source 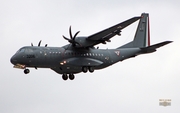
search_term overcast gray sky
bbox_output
[0,0,180,113]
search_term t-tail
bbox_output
[118,13,172,53]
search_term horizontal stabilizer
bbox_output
[141,41,172,53]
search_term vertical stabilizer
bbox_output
[118,13,151,48]
[133,13,150,47]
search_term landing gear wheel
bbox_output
[62,74,68,80]
[69,73,75,80]
[82,66,88,73]
[24,69,30,74]
[88,67,94,73]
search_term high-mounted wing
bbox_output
[62,16,142,48]
[87,16,141,42]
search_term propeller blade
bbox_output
[63,35,71,41]
[69,26,73,39]
[63,26,80,47]
[38,40,42,46]
[31,43,33,46]
[73,31,80,40]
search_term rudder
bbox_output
[119,13,150,48]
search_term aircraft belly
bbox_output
[51,66,82,74]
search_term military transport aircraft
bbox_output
[10,13,172,80]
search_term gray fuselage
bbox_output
[10,46,141,74]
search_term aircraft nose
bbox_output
[10,55,17,65]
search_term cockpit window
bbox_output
[25,48,33,53]
[16,47,33,53]
[16,48,25,53]
[20,48,25,52]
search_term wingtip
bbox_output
[165,41,173,44]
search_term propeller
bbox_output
[38,40,41,46]
[31,40,47,47]
[63,26,81,47]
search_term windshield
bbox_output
[25,48,33,53]
[16,47,34,53]
[16,48,25,53]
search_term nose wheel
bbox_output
[24,69,30,74]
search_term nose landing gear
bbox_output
[24,69,30,74]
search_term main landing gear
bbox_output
[24,69,30,74]
[82,66,94,73]
[62,73,75,80]
[62,67,94,81]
